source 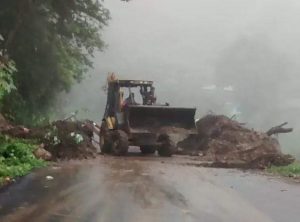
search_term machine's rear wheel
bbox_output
[140,145,156,154]
[157,134,175,157]
[111,130,129,156]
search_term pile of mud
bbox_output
[180,115,294,169]
[31,120,97,160]
[0,114,30,138]
[0,116,97,160]
[1,112,295,167]
[0,114,11,131]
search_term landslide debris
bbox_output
[31,120,97,160]
[0,117,97,160]
[180,115,294,169]
[0,113,295,168]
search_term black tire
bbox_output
[100,133,112,154]
[140,145,156,154]
[99,121,112,154]
[111,130,129,156]
[157,134,175,157]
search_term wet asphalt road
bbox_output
[0,155,299,222]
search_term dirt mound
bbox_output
[0,113,10,131]
[32,120,97,160]
[0,113,98,160]
[185,115,294,169]
[1,112,294,167]
[0,114,31,138]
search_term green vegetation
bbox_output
[0,136,46,184]
[0,0,111,125]
[0,59,16,101]
[268,162,300,178]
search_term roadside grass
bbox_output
[0,135,46,185]
[268,162,300,178]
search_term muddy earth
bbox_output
[1,115,294,169]
[0,153,299,222]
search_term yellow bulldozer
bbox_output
[99,78,196,156]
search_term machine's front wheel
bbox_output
[111,130,129,156]
[157,134,175,157]
[99,133,111,154]
[99,121,112,154]
[140,145,156,154]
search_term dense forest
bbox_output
[0,0,112,125]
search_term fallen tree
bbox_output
[266,122,293,136]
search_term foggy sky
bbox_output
[60,0,300,156]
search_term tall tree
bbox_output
[0,0,110,124]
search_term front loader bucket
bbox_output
[126,105,196,133]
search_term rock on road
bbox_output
[0,155,299,222]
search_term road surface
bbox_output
[0,155,299,222]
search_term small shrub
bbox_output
[268,162,300,177]
[0,136,46,183]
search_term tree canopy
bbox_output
[0,0,110,125]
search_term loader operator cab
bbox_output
[117,80,156,108]
[120,83,156,107]
[103,80,156,129]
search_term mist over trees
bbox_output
[0,0,110,125]
[214,37,288,128]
